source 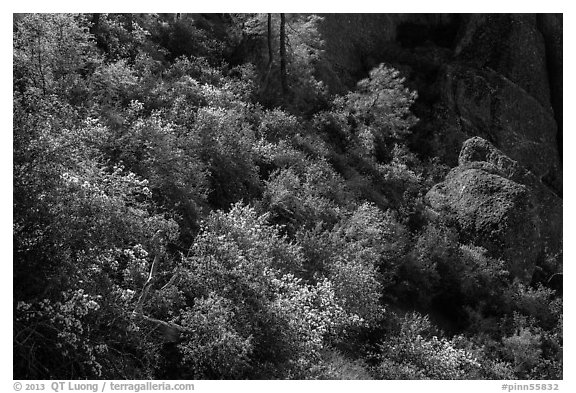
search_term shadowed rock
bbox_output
[439,64,561,195]
[426,137,562,282]
[317,13,562,196]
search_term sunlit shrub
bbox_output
[374,313,482,379]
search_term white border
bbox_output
[3,3,573,392]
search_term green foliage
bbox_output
[294,203,402,326]
[178,294,253,379]
[496,286,563,379]
[15,290,104,377]
[13,13,561,380]
[397,224,455,307]
[91,60,139,107]
[335,64,418,161]
[90,14,155,62]
[171,203,364,378]
[153,16,227,62]
[14,14,100,102]
[114,104,208,236]
[193,107,261,207]
[502,323,543,376]
[282,14,330,114]
[257,109,302,141]
[374,313,484,379]
[308,349,373,379]
[261,158,351,232]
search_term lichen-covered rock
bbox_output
[426,166,539,282]
[458,137,562,260]
[426,137,562,282]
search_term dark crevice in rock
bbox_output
[541,171,563,199]
[318,14,562,195]
[396,15,462,49]
[536,14,563,163]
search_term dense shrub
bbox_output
[171,203,364,378]
[13,13,561,380]
[374,313,484,379]
[14,13,100,102]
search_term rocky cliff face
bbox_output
[318,13,562,193]
[439,64,561,194]
[317,14,562,281]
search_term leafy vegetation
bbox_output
[13,13,562,379]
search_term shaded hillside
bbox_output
[13,13,562,380]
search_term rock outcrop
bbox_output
[318,13,563,196]
[314,14,562,281]
[426,137,562,282]
[439,64,561,194]
[454,14,551,109]
[448,14,562,194]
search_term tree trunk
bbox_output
[261,13,274,93]
[90,13,101,34]
[267,13,273,68]
[279,13,289,95]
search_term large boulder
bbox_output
[426,137,562,282]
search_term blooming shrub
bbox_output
[375,313,482,379]
[15,290,104,377]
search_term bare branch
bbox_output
[160,268,182,291]
[137,314,193,343]
[132,230,165,316]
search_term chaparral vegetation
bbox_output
[14,13,562,379]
